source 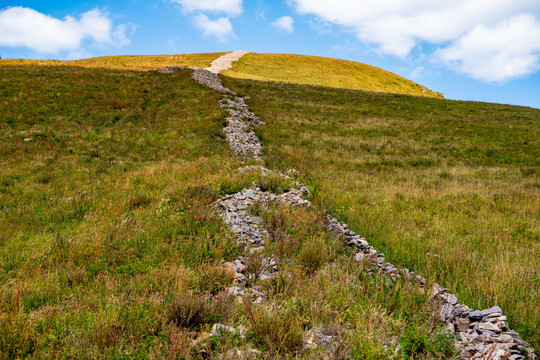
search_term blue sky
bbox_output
[1,0,540,109]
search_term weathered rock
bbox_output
[219,97,264,161]
[477,322,501,333]
[212,323,238,336]
[158,66,183,73]
[469,306,503,321]
[499,334,515,343]
[191,68,233,93]
[353,252,365,262]
[456,317,471,332]
[502,331,531,347]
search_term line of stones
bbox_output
[218,97,264,162]
[329,216,536,360]
[217,167,536,359]
[176,65,536,360]
[217,167,310,302]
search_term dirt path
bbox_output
[204,50,249,74]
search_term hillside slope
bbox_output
[1,52,537,357]
[222,53,441,97]
[223,75,540,351]
[0,64,458,359]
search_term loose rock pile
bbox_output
[191,68,233,93]
[158,66,184,73]
[219,97,265,162]
[432,285,536,360]
[327,203,536,359]
[216,183,310,301]
[160,52,537,359]
[327,215,427,286]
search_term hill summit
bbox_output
[1,52,440,97]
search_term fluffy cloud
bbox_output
[0,7,134,54]
[272,16,294,33]
[194,14,234,42]
[290,0,540,81]
[171,0,242,16]
[436,15,540,82]
[171,0,242,42]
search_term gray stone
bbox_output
[477,322,501,333]
[212,323,237,336]
[455,316,471,332]
[499,334,515,343]
[192,68,233,93]
[469,306,503,321]
[444,293,458,305]
[475,327,497,336]
[158,66,183,73]
[353,252,365,262]
[502,331,531,347]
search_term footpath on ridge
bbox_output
[161,51,537,360]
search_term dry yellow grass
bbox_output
[223,52,441,98]
[0,52,226,71]
[1,52,439,99]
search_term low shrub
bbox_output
[168,291,235,331]
[298,236,333,275]
[244,298,304,355]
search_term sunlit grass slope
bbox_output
[0,64,242,358]
[0,65,456,358]
[224,76,540,351]
[223,53,441,98]
[1,51,440,99]
[0,52,225,71]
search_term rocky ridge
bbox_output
[160,52,537,359]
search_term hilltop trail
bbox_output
[205,50,250,74]
[162,52,537,360]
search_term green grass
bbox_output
[0,64,457,358]
[223,53,441,98]
[223,76,540,351]
[0,64,247,358]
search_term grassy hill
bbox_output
[2,52,439,98]
[222,53,441,98]
[0,52,538,357]
[223,76,540,351]
[0,64,242,358]
[0,63,457,359]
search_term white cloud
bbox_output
[113,23,137,48]
[170,0,241,41]
[290,0,540,81]
[193,14,234,42]
[436,15,540,82]
[0,7,134,54]
[272,16,294,33]
[171,0,242,16]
